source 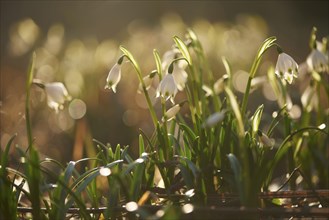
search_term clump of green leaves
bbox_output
[1,27,328,219]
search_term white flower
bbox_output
[214,77,225,95]
[257,130,275,148]
[156,74,178,103]
[44,82,71,113]
[301,83,318,112]
[162,48,187,71]
[163,104,180,122]
[172,64,188,91]
[105,63,121,93]
[203,110,226,128]
[138,74,153,93]
[275,52,299,84]
[202,85,213,97]
[306,49,328,73]
[138,71,157,93]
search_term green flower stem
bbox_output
[284,113,296,191]
[119,47,158,127]
[241,37,277,116]
[160,97,170,160]
[25,52,36,149]
[187,30,221,112]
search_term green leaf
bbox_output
[139,134,145,156]
[153,49,162,77]
[255,36,277,63]
[224,87,245,137]
[173,36,192,65]
[130,162,145,201]
[122,145,133,163]
[25,52,36,149]
[227,153,243,196]
[65,160,123,212]
[251,104,264,137]
[63,161,76,184]
[0,134,16,168]
[114,144,121,161]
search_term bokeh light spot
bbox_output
[125,201,138,212]
[99,167,111,176]
[69,99,87,119]
[182,203,194,214]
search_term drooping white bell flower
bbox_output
[275,52,299,84]
[162,104,181,122]
[44,82,71,113]
[257,130,275,149]
[306,49,328,73]
[202,110,226,128]
[301,83,318,112]
[138,71,156,93]
[214,77,225,95]
[172,64,188,91]
[105,63,121,93]
[162,48,187,71]
[156,73,178,103]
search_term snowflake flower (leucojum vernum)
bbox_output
[105,63,121,93]
[306,49,328,73]
[162,101,186,122]
[156,73,178,104]
[105,56,125,93]
[202,110,226,128]
[138,70,156,93]
[33,80,71,113]
[275,52,299,84]
[45,82,71,113]
[163,104,180,122]
[162,48,187,71]
[257,130,275,149]
[172,64,188,91]
[301,81,318,112]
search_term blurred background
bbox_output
[1,1,328,164]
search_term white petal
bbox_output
[163,104,180,121]
[105,63,121,92]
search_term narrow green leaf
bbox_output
[139,134,145,156]
[227,153,243,196]
[224,87,245,137]
[25,52,36,149]
[65,160,123,211]
[251,104,264,137]
[173,36,192,65]
[114,144,121,161]
[221,56,232,78]
[1,134,16,168]
[153,49,162,77]
[255,36,277,62]
[122,145,133,163]
[177,164,194,189]
[63,161,76,184]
